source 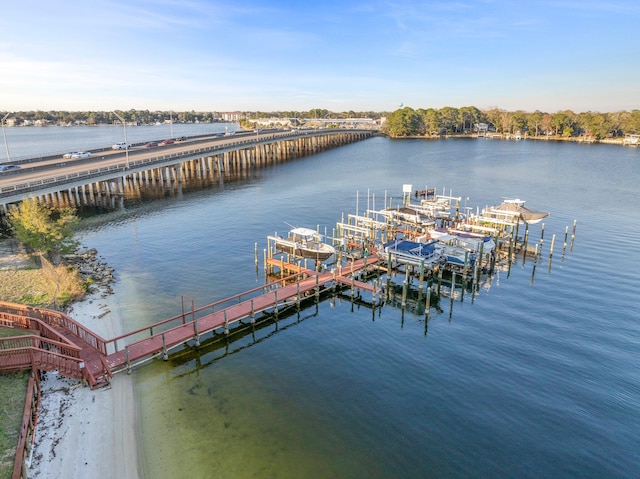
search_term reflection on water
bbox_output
[75,137,640,479]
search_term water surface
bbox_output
[67,136,640,478]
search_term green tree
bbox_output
[623,110,640,133]
[551,111,574,136]
[511,110,527,134]
[483,108,504,133]
[8,198,79,263]
[576,111,612,140]
[383,107,424,136]
[418,108,441,135]
[438,106,459,133]
[526,110,545,136]
[458,106,483,133]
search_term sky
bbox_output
[1,0,639,113]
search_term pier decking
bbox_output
[1,180,576,389]
[0,256,380,387]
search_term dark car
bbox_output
[143,142,159,148]
[0,164,21,172]
[159,139,175,146]
[176,136,187,142]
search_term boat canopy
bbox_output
[491,201,549,224]
[290,227,321,238]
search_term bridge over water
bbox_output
[0,128,377,213]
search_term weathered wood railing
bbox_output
[11,370,40,479]
[106,270,312,353]
[0,302,108,387]
[0,301,108,355]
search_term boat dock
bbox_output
[1,183,576,390]
[0,256,381,388]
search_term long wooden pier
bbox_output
[0,256,381,387]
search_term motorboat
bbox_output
[428,228,495,254]
[486,199,549,224]
[383,239,440,266]
[269,227,335,262]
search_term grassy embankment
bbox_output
[0,242,87,479]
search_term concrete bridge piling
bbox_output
[0,130,375,215]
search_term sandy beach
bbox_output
[27,291,141,479]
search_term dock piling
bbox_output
[162,333,168,360]
[125,347,131,374]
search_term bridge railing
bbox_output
[0,130,375,198]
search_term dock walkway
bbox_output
[1,256,380,385]
[105,256,379,373]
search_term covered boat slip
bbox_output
[483,199,550,225]
[383,239,441,267]
[263,185,557,305]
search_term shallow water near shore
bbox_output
[74,136,640,478]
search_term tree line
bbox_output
[4,110,219,125]
[2,109,388,126]
[382,106,640,139]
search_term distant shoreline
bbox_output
[388,132,630,145]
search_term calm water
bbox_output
[0,123,238,161]
[28,132,640,477]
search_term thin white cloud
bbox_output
[0,0,638,112]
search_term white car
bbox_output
[71,151,92,159]
[63,151,80,158]
[112,142,131,150]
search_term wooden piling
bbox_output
[125,347,131,374]
[425,287,431,318]
[194,320,200,347]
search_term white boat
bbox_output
[485,199,549,224]
[269,227,335,262]
[428,228,496,254]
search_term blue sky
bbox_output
[1,0,638,113]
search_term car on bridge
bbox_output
[70,151,92,159]
[159,139,175,145]
[143,141,159,148]
[0,164,21,172]
[63,151,81,158]
[112,142,131,150]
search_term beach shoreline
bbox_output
[27,290,141,478]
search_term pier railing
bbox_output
[12,370,40,479]
[0,301,109,355]
[106,270,312,353]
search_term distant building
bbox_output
[5,117,21,126]
[220,111,246,122]
[254,117,291,128]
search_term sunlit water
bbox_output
[14,130,640,478]
[0,123,236,161]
